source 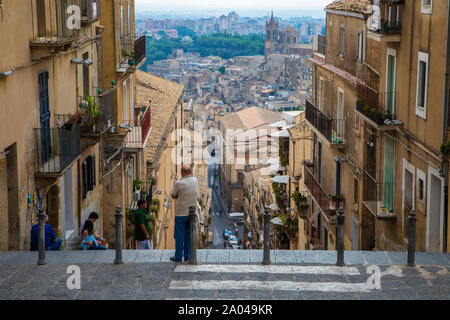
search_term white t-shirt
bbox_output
[172,176,199,217]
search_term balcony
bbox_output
[134,35,147,68]
[362,174,397,220]
[317,35,325,55]
[34,120,81,176]
[125,105,152,150]
[30,0,80,50]
[355,83,402,130]
[81,0,100,25]
[305,100,344,148]
[303,164,333,220]
[367,1,403,42]
[79,89,115,136]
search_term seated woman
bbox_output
[80,220,107,250]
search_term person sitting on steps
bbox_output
[80,220,107,250]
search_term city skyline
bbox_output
[135,0,330,18]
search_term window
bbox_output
[417,169,426,203]
[421,0,432,14]
[353,177,359,204]
[386,48,396,116]
[38,70,51,163]
[82,155,96,198]
[337,89,344,136]
[82,52,90,97]
[129,75,133,121]
[319,78,324,111]
[357,31,364,62]
[339,26,345,57]
[383,135,395,212]
[416,52,429,119]
[123,80,128,121]
[353,113,361,137]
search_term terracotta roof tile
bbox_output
[136,70,184,164]
[221,107,281,131]
[326,0,371,14]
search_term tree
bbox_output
[218,66,226,74]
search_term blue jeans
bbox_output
[174,216,190,261]
[87,242,107,250]
[47,238,62,251]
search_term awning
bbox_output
[270,129,290,138]
[272,175,289,184]
[271,217,284,225]
[269,120,287,128]
[263,157,280,165]
[229,212,244,218]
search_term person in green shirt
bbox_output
[135,199,151,249]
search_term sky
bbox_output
[135,0,331,17]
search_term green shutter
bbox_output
[383,136,394,211]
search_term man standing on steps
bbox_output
[134,199,151,250]
[171,165,199,262]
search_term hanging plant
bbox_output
[440,141,450,156]
[133,179,142,191]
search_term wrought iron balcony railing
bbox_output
[35,119,81,174]
[303,164,333,220]
[356,83,400,127]
[134,35,147,67]
[79,89,115,135]
[124,105,152,149]
[362,173,396,219]
[30,0,80,47]
[317,35,326,55]
[305,100,344,145]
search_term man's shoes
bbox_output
[170,256,183,262]
[184,257,190,262]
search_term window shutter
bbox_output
[383,136,394,212]
[91,155,96,188]
[82,161,88,198]
[87,156,95,191]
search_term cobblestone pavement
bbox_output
[0,250,449,300]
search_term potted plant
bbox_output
[128,50,136,66]
[149,204,159,219]
[133,179,142,191]
[79,96,101,133]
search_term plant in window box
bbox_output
[328,209,337,216]
[150,177,157,186]
[440,140,450,156]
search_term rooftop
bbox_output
[326,0,372,15]
[136,70,184,163]
[220,106,281,131]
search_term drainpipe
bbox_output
[442,0,450,252]
[443,1,450,168]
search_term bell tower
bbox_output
[265,11,279,57]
